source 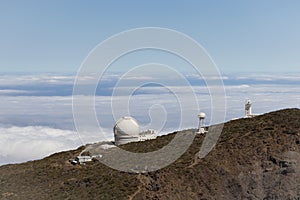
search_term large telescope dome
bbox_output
[114,116,140,145]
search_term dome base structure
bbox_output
[113,116,157,145]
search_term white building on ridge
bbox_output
[114,116,157,145]
[245,99,259,118]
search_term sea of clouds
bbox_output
[0,73,299,165]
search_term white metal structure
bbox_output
[71,156,92,164]
[71,155,102,165]
[245,100,252,117]
[197,112,206,134]
[114,116,140,145]
[139,129,157,141]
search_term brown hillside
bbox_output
[0,108,299,200]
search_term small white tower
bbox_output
[245,100,252,118]
[197,112,206,134]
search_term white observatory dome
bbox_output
[114,116,140,145]
[198,112,206,119]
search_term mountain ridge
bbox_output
[0,108,300,200]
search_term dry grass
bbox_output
[0,108,299,199]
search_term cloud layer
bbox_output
[0,73,299,165]
[0,125,80,165]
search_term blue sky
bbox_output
[0,0,299,73]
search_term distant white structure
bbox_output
[70,116,157,164]
[114,116,157,145]
[245,99,259,118]
[245,99,252,117]
[229,99,260,121]
[139,129,157,141]
[114,116,140,145]
[71,156,92,165]
[196,112,207,134]
[70,154,102,165]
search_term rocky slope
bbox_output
[0,108,300,200]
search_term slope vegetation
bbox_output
[0,108,299,199]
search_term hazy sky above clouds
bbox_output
[0,0,299,73]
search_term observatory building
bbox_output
[245,100,252,118]
[196,112,207,134]
[245,99,258,118]
[114,116,140,145]
[114,116,157,145]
